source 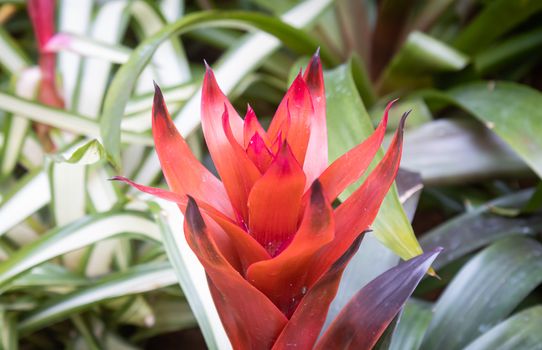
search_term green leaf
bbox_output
[0,211,160,289]
[420,237,542,350]
[380,31,468,92]
[420,189,542,270]
[18,263,176,335]
[7,264,88,290]
[50,140,107,165]
[46,33,131,64]
[101,9,334,167]
[0,170,50,236]
[400,118,528,185]
[325,59,426,264]
[474,27,542,75]
[0,307,17,350]
[453,0,542,54]
[70,0,129,118]
[463,306,542,350]
[130,0,192,86]
[1,67,41,177]
[0,26,30,74]
[56,0,93,107]
[131,297,197,341]
[389,300,433,350]
[446,82,542,179]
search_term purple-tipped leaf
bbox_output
[315,247,442,350]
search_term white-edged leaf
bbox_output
[18,263,176,334]
[0,211,160,288]
[0,26,30,74]
[0,170,50,236]
[46,33,131,64]
[1,67,41,176]
[0,92,153,145]
[7,263,88,290]
[130,0,191,86]
[75,0,129,118]
[57,0,93,108]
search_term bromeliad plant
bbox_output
[115,52,441,349]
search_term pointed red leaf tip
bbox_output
[184,197,287,350]
[248,142,306,256]
[267,74,313,166]
[151,82,233,217]
[220,106,263,223]
[272,234,364,350]
[247,179,334,316]
[201,65,263,223]
[318,99,397,202]
[246,132,274,173]
[307,111,409,285]
[243,105,269,149]
[302,50,327,186]
[27,0,56,51]
[315,247,442,350]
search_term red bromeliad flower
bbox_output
[115,52,439,349]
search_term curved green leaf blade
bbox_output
[420,237,542,350]
[453,0,542,54]
[447,82,542,179]
[389,300,433,350]
[7,264,88,290]
[0,212,160,288]
[463,306,542,350]
[0,26,30,74]
[0,170,50,236]
[315,248,441,350]
[0,308,17,350]
[18,263,176,335]
[474,27,542,75]
[380,31,468,92]
[420,189,542,270]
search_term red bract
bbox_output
[27,0,63,152]
[27,0,63,108]
[115,52,436,349]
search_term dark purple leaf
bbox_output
[314,247,442,350]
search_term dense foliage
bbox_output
[0,0,541,349]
